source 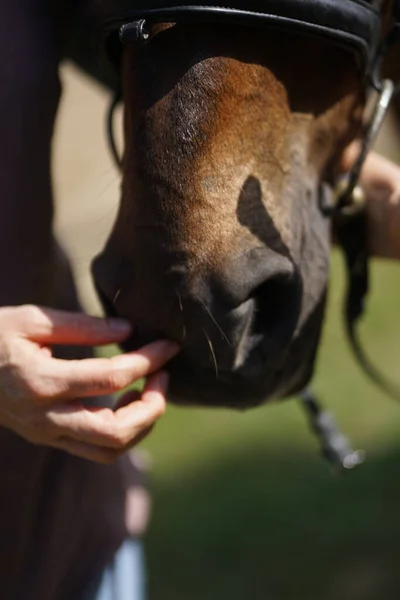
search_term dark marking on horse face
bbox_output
[237,177,292,260]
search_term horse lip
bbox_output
[119,323,278,383]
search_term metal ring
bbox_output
[333,79,395,214]
[120,19,150,44]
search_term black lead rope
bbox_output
[299,206,372,473]
[300,388,365,472]
[335,203,400,403]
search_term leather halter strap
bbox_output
[103,1,382,75]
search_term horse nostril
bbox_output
[251,273,302,341]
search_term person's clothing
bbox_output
[86,539,146,600]
[0,2,148,599]
[0,429,147,600]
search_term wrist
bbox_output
[366,182,400,260]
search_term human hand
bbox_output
[340,143,400,259]
[0,305,179,463]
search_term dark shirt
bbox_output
[0,429,133,600]
[0,2,143,596]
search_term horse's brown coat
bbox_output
[93,22,375,406]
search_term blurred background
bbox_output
[55,63,400,600]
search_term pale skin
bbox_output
[0,147,397,466]
[341,143,400,260]
[0,304,179,465]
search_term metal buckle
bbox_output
[120,19,150,44]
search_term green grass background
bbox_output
[139,251,400,600]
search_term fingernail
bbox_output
[108,318,132,335]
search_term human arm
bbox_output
[340,143,400,260]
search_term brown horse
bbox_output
[89,0,400,409]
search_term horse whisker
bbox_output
[113,288,122,306]
[198,299,231,347]
[176,292,187,340]
[203,327,219,380]
[176,292,183,313]
[92,174,120,208]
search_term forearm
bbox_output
[340,144,400,260]
[365,177,400,261]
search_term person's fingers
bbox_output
[51,432,153,464]
[50,436,120,464]
[31,341,179,402]
[113,372,168,436]
[3,305,132,345]
[124,424,154,449]
[114,390,142,410]
[47,372,168,450]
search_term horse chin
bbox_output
[162,348,315,409]
[119,293,325,409]
[166,367,296,410]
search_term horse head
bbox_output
[93,0,397,408]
